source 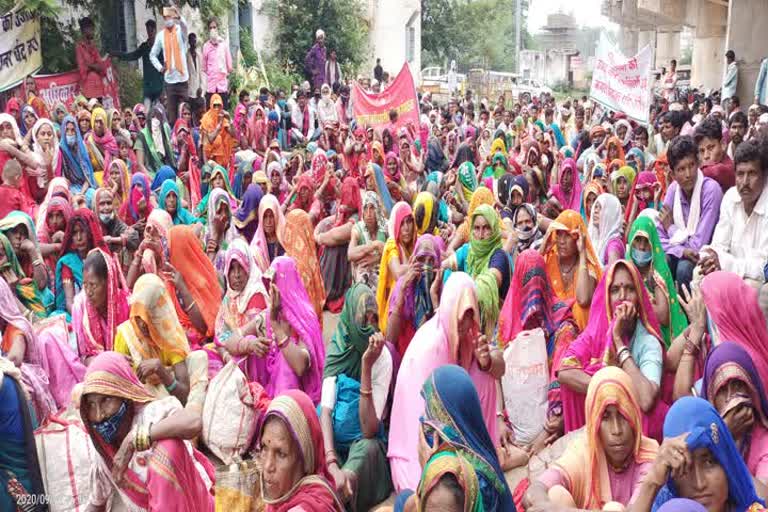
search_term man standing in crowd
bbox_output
[150,6,189,126]
[722,50,738,110]
[374,58,384,83]
[755,55,768,107]
[325,49,342,92]
[187,32,205,116]
[75,16,106,100]
[305,29,327,90]
[113,20,164,112]
[202,17,232,109]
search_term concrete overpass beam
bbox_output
[726,0,768,105]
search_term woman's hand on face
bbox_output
[474,334,491,371]
[575,230,585,254]
[649,433,691,486]
[136,358,165,383]
[112,428,136,484]
[612,303,637,343]
[679,285,706,330]
[723,404,755,440]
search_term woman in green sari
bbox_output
[195,163,236,222]
[0,233,48,318]
[134,104,176,176]
[457,161,478,203]
[442,204,510,338]
[320,283,395,510]
[158,179,199,225]
[626,215,688,348]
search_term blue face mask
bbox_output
[91,400,128,444]
[631,247,653,267]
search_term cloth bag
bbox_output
[501,327,549,445]
[202,360,267,464]
[34,416,95,512]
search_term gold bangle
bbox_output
[359,388,373,397]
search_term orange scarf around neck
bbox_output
[163,25,184,75]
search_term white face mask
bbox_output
[151,118,161,130]
[209,28,218,39]
[165,19,175,29]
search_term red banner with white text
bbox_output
[31,59,121,112]
[352,62,418,132]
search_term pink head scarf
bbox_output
[250,193,286,273]
[549,158,582,211]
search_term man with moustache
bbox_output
[699,139,768,287]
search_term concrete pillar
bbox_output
[656,30,681,69]
[638,30,655,52]
[726,0,768,105]
[690,0,727,92]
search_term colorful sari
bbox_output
[58,114,97,192]
[701,341,768,481]
[80,352,215,511]
[200,94,236,168]
[257,257,325,403]
[158,179,199,225]
[0,232,47,317]
[455,186,495,250]
[559,260,666,439]
[251,194,286,273]
[547,367,658,509]
[137,105,176,176]
[414,449,484,512]
[419,364,514,510]
[119,173,153,225]
[34,176,70,238]
[107,158,131,209]
[499,248,578,411]
[549,158,582,211]
[232,183,264,242]
[365,163,394,216]
[626,216,688,348]
[458,161,478,202]
[540,209,602,330]
[203,188,238,272]
[625,171,661,225]
[652,397,766,512]
[388,272,499,492]
[195,163,236,221]
[603,136,626,165]
[387,234,442,355]
[376,201,415,334]
[168,225,222,340]
[72,247,130,358]
[283,209,326,320]
[213,238,268,349]
[700,271,768,387]
[84,107,119,183]
[54,208,108,314]
[259,390,344,511]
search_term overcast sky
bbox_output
[527,0,615,32]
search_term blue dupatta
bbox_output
[58,115,96,190]
[159,179,199,225]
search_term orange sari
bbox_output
[282,209,326,321]
[200,94,236,168]
[168,225,223,339]
[540,210,602,330]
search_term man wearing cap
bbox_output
[305,29,327,90]
[150,6,189,126]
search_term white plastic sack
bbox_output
[34,417,95,512]
[501,327,549,445]
[202,360,260,464]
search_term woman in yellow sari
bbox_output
[540,209,602,330]
[113,273,198,405]
[376,201,416,334]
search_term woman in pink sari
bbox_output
[247,256,326,403]
[72,248,131,363]
[251,193,286,273]
[81,352,214,511]
[387,271,504,493]
[558,259,668,441]
[548,157,582,212]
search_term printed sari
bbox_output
[376,202,415,334]
[283,209,326,321]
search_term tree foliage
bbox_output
[259,0,369,80]
[421,0,529,72]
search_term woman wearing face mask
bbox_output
[317,83,338,126]
[509,203,544,260]
[80,352,215,512]
[135,105,176,176]
[626,216,687,349]
[58,114,97,194]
